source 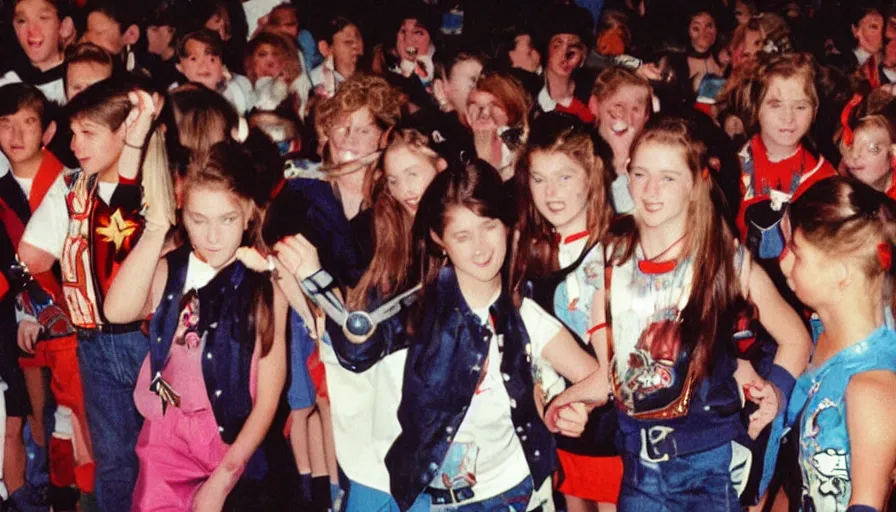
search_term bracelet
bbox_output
[587,322,607,335]
[124,141,143,149]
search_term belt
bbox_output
[620,421,740,463]
[427,486,475,505]
[76,321,144,335]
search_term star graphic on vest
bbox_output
[96,209,139,252]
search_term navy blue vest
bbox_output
[149,247,263,444]
[384,267,556,511]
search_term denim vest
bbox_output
[380,267,556,511]
[149,247,261,444]
[787,326,896,512]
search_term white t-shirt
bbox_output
[21,174,116,260]
[20,173,70,259]
[319,332,408,493]
[222,74,254,116]
[436,297,560,510]
[11,175,33,199]
[0,70,66,105]
[242,0,282,39]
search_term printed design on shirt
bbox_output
[95,209,139,253]
[621,313,681,405]
[610,253,698,419]
[433,441,479,492]
[800,396,851,512]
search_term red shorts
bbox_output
[555,449,623,504]
[18,334,86,418]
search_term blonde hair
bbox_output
[314,73,402,143]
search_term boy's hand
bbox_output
[17,319,42,354]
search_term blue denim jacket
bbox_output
[149,247,263,445]
[328,267,555,511]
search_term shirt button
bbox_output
[209,322,218,329]
[502,373,510,382]
[509,398,517,408]
[215,389,222,397]
[516,426,523,433]
[428,462,439,471]
[534,450,541,457]
[156,337,162,343]
[167,294,173,301]
[206,353,213,360]
[446,426,454,434]
[703,405,711,411]
[218,426,224,433]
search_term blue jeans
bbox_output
[409,476,534,512]
[77,329,149,512]
[619,442,740,512]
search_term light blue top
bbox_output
[786,326,896,512]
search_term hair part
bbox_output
[0,83,54,129]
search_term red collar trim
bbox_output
[638,259,677,274]
[554,230,589,245]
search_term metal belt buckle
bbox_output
[639,425,677,463]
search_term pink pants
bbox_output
[131,406,229,511]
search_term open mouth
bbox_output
[404,198,420,210]
[546,201,566,214]
[610,120,630,135]
[473,252,494,268]
[643,201,663,213]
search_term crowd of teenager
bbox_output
[0,0,895,511]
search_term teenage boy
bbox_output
[0,0,75,104]
[0,83,90,512]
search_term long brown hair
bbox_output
[612,117,742,381]
[513,112,613,285]
[413,158,516,317]
[789,176,896,314]
[348,129,441,308]
[183,139,278,355]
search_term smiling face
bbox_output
[843,124,895,193]
[178,39,225,90]
[13,0,63,69]
[396,19,431,61]
[547,34,586,79]
[69,116,125,175]
[466,90,509,133]
[758,75,814,158]
[628,140,695,233]
[0,107,44,166]
[689,12,717,53]
[529,150,590,236]
[439,205,507,288]
[384,144,439,216]
[182,184,250,269]
[853,12,884,54]
[326,107,384,164]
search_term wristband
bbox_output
[767,364,796,402]
[846,506,878,512]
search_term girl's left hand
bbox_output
[274,234,321,280]
[545,401,588,438]
[744,380,781,439]
[124,90,160,148]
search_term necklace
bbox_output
[638,233,687,273]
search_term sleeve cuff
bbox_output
[846,506,878,512]
[768,364,796,402]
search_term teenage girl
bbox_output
[737,52,836,265]
[272,129,446,512]
[782,176,896,512]
[550,117,811,511]
[514,112,620,511]
[280,158,603,511]
[103,139,287,510]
